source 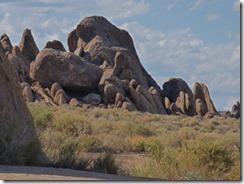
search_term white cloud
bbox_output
[189,0,205,11]
[166,0,181,11]
[233,0,240,11]
[120,21,240,110]
[206,13,220,21]
[0,0,150,48]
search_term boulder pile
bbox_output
[0,15,238,118]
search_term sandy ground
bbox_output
[0,164,152,181]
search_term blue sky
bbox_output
[0,0,240,110]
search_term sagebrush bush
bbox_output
[94,152,118,174]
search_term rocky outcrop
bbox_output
[193,82,217,116]
[1,15,221,117]
[30,48,103,90]
[163,78,196,116]
[67,15,160,92]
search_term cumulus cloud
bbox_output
[0,0,150,48]
[120,21,240,110]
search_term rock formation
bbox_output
[1,15,223,118]
[193,82,217,116]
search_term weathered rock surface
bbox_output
[163,78,196,116]
[67,15,160,91]
[30,48,103,90]
[193,82,217,115]
[19,29,39,63]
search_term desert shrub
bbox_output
[29,104,53,129]
[144,139,163,161]
[53,114,92,136]
[197,143,235,174]
[94,152,118,174]
[77,136,102,152]
[57,141,77,168]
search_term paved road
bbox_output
[0,165,153,181]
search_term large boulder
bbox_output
[30,48,103,91]
[67,16,161,92]
[19,29,39,63]
[0,43,45,164]
[193,82,217,114]
[163,78,196,116]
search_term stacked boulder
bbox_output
[1,15,231,118]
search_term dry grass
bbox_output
[28,103,240,180]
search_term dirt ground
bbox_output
[0,164,151,181]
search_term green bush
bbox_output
[78,136,102,152]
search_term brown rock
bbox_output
[129,79,139,89]
[69,98,82,107]
[163,78,196,116]
[83,93,101,106]
[164,97,171,110]
[22,84,34,103]
[170,103,182,114]
[0,43,44,164]
[204,112,215,119]
[0,34,13,55]
[104,83,125,104]
[19,29,39,63]
[54,89,69,105]
[50,83,63,98]
[193,82,217,114]
[7,54,29,83]
[122,102,136,112]
[231,101,240,118]
[30,48,103,90]
[195,98,207,116]
[115,92,126,106]
[44,40,66,52]
[67,29,78,53]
